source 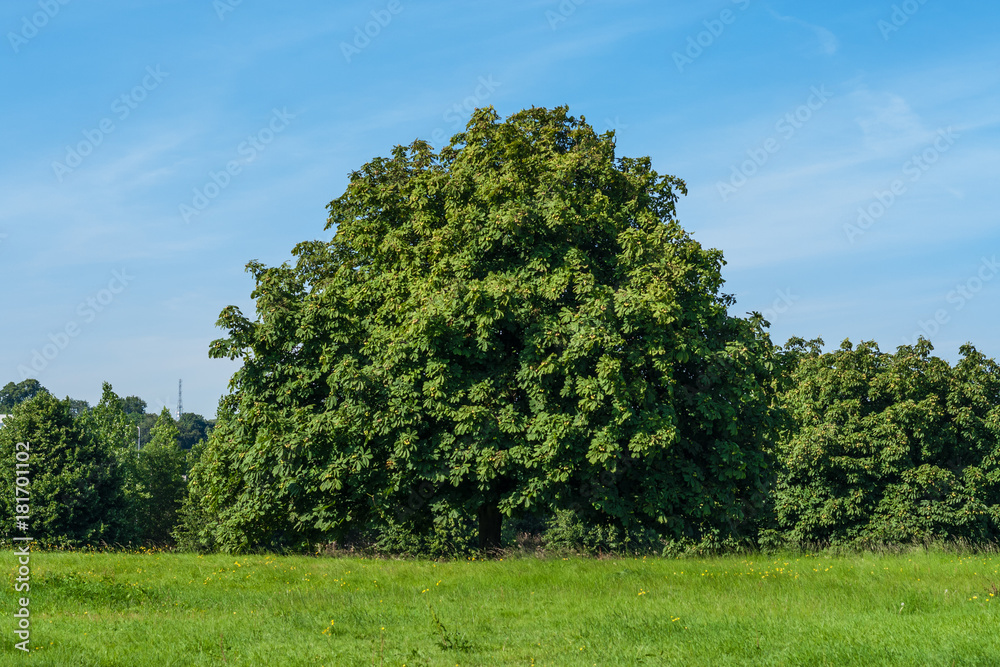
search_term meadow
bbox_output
[3,547,999,666]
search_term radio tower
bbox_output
[177,379,183,420]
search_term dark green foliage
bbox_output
[135,408,187,543]
[0,392,127,546]
[370,510,478,557]
[172,498,215,553]
[176,412,211,450]
[137,412,158,448]
[76,383,144,543]
[191,106,778,554]
[774,338,1000,546]
[172,437,214,552]
[542,508,657,554]
[75,384,190,545]
[174,402,238,553]
[121,396,147,416]
[185,437,208,474]
[0,379,46,412]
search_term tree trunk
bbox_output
[478,501,502,553]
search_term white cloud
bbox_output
[850,90,932,155]
[768,10,839,56]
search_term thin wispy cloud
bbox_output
[768,9,839,55]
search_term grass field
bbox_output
[3,547,999,666]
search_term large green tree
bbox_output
[774,338,1000,545]
[0,392,127,545]
[192,106,778,553]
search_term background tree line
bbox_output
[0,380,213,450]
[0,380,213,546]
[6,333,999,554]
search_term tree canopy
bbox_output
[191,106,778,553]
[135,408,187,543]
[773,338,1000,545]
[0,392,126,546]
[0,379,46,413]
[121,395,148,416]
[176,412,212,450]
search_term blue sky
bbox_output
[2,0,997,418]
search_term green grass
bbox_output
[3,547,1000,665]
